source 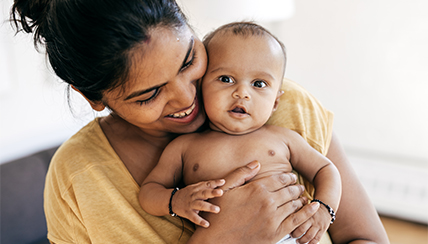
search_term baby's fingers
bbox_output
[200,179,226,189]
[194,180,225,199]
[187,210,211,228]
[191,199,221,214]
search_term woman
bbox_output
[11,0,389,243]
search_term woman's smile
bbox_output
[165,97,200,124]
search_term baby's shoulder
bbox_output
[261,124,304,143]
[169,131,210,146]
[262,124,294,135]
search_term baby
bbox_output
[140,22,341,243]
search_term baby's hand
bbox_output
[290,204,332,244]
[171,179,225,228]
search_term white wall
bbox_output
[273,1,428,164]
[0,0,102,163]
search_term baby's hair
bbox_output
[203,21,287,74]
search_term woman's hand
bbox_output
[171,179,225,228]
[188,161,320,244]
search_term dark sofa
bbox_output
[1,146,58,244]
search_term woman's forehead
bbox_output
[108,26,195,99]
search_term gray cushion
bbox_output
[1,147,57,244]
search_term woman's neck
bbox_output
[101,114,176,148]
[99,114,176,185]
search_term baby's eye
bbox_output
[253,80,267,88]
[219,76,233,83]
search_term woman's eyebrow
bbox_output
[178,36,194,73]
[124,82,167,101]
[124,36,194,101]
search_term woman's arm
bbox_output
[188,161,320,244]
[326,133,389,244]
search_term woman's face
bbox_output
[101,26,207,136]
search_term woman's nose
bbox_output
[232,85,251,100]
[169,77,195,107]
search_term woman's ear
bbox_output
[272,90,285,112]
[71,85,106,111]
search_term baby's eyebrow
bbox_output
[255,71,276,81]
[208,67,227,74]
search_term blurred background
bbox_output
[1,0,427,243]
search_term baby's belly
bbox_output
[250,162,293,182]
[184,159,293,186]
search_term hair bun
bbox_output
[11,0,50,43]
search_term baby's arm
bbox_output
[139,136,225,228]
[282,128,341,243]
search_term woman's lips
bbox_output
[165,98,199,123]
[168,103,196,118]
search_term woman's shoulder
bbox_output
[48,118,121,181]
[276,78,325,109]
[267,78,334,155]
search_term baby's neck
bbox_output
[208,122,262,136]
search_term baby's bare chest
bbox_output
[182,131,293,185]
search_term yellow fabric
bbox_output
[44,78,333,244]
[268,79,334,155]
[44,119,194,244]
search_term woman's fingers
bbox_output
[290,217,311,239]
[277,196,308,218]
[276,202,320,241]
[264,172,298,192]
[218,161,260,192]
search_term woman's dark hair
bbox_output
[11,0,188,101]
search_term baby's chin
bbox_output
[209,123,258,136]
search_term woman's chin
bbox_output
[172,113,206,134]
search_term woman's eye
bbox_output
[219,76,233,83]
[181,54,194,71]
[181,50,196,72]
[136,88,160,105]
[253,80,267,88]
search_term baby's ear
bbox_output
[272,90,285,112]
[71,85,106,111]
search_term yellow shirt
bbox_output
[44,78,333,243]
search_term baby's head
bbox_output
[202,22,286,135]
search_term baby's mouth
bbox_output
[229,106,248,114]
[167,103,196,118]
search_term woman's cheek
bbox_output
[122,104,165,125]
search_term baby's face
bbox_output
[202,33,285,135]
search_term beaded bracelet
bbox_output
[311,199,336,224]
[169,187,179,217]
